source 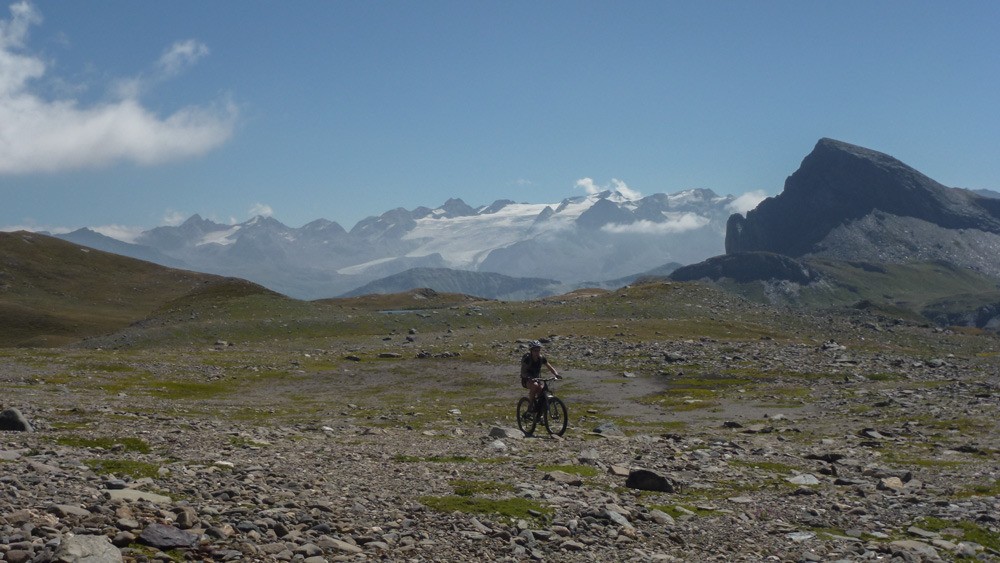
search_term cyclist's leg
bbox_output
[526,379,542,411]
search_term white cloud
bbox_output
[158,39,209,77]
[162,210,187,226]
[601,213,711,235]
[575,177,600,195]
[0,2,236,175]
[727,190,768,215]
[575,177,642,200]
[115,39,210,99]
[92,224,143,243]
[249,203,273,217]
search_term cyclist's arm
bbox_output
[546,362,561,378]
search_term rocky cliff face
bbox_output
[726,139,1000,262]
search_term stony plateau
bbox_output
[1,282,998,562]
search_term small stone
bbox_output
[4,550,33,563]
[608,465,630,477]
[328,538,363,554]
[877,477,905,492]
[786,474,820,486]
[890,540,939,559]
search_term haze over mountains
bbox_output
[3,136,998,335]
[57,188,743,300]
[45,136,1000,325]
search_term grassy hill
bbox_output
[0,231,280,347]
[4,230,998,351]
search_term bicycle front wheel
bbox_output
[544,397,568,436]
[517,397,536,436]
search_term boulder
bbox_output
[54,534,123,563]
[625,469,677,493]
[0,408,33,432]
[138,523,199,549]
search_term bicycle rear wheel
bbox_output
[516,397,536,436]
[544,397,568,436]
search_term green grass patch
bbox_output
[419,495,551,521]
[450,479,515,496]
[878,449,969,469]
[917,516,1000,552]
[56,436,151,453]
[126,543,185,562]
[536,464,600,477]
[227,436,270,448]
[866,372,907,382]
[954,479,1000,498]
[84,458,160,479]
[78,362,135,373]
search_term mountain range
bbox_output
[57,188,741,300]
[7,136,1000,335]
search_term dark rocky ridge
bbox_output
[726,138,1000,258]
[670,252,818,284]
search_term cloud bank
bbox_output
[727,190,768,215]
[576,178,643,200]
[249,203,274,217]
[0,2,237,175]
[601,213,711,235]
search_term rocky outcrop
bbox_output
[726,138,1000,258]
[670,252,818,284]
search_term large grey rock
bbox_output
[0,408,33,432]
[625,469,677,493]
[138,523,198,549]
[54,534,123,563]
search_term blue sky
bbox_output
[2,0,998,239]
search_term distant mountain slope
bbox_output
[56,228,189,269]
[0,231,276,346]
[726,138,1000,279]
[66,188,741,299]
[340,267,563,300]
[674,255,1000,329]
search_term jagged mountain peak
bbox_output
[726,138,1000,257]
[435,198,478,218]
[481,199,516,215]
[244,215,289,229]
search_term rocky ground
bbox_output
[1,322,999,562]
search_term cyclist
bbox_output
[520,340,561,413]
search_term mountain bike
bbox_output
[517,377,568,436]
